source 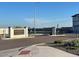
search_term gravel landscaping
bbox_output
[46,39,79,56]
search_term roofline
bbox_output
[72,14,79,17]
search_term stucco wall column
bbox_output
[8,27,13,38]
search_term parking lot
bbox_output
[0,35,78,51]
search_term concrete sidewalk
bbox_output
[28,46,77,57]
[0,43,78,57]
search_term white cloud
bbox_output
[24,17,72,28]
[24,18,55,28]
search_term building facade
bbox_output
[28,27,55,35]
[72,14,79,33]
[57,27,73,34]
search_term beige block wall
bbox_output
[9,27,28,39]
[0,27,28,39]
[0,28,8,34]
[11,35,26,38]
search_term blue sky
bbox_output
[0,2,79,28]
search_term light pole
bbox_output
[34,3,36,34]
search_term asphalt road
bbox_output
[0,35,77,51]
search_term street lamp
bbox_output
[33,3,36,34]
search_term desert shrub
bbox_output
[71,40,79,47]
[66,46,76,50]
[53,40,63,44]
[64,40,79,47]
[64,41,75,47]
